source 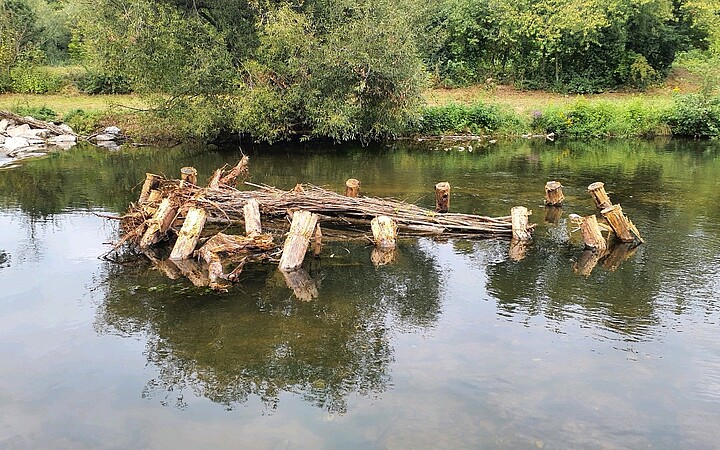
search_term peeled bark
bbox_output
[511,206,532,241]
[279,210,319,271]
[169,207,207,260]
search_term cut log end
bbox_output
[371,215,397,249]
[588,181,612,209]
[544,180,565,206]
[169,207,207,260]
[511,206,532,241]
[435,182,451,213]
[345,178,361,198]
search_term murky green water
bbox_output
[1,139,719,448]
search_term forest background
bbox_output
[1,0,719,141]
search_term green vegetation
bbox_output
[1,0,719,141]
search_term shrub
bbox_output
[74,70,132,94]
[11,106,58,122]
[416,102,525,135]
[63,109,103,135]
[9,65,65,93]
[665,94,720,137]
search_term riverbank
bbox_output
[2,79,718,142]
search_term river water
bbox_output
[0,139,719,449]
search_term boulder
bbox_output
[7,124,31,137]
[104,126,121,135]
[2,136,30,151]
[94,133,117,142]
[59,123,75,134]
[48,134,77,143]
[22,128,50,139]
[0,119,9,133]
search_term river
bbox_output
[0,138,719,448]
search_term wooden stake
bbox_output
[140,198,178,249]
[170,207,207,260]
[580,215,607,251]
[435,182,451,213]
[544,181,565,206]
[138,173,162,204]
[279,210,319,271]
[180,166,198,187]
[511,206,532,241]
[601,204,641,243]
[345,178,360,198]
[371,215,397,249]
[588,182,612,209]
[243,198,262,236]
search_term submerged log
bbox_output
[601,204,642,243]
[172,258,210,287]
[279,210,319,271]
[281,268,319,301]
[371,215,397,249]
[511,206,532,241]
[170,207,207,260]
[345,178,361,198]
[197,232,275,289]
[243,198,262,236]
[138,173,162,204]
[588,182,612,209]
[580,215,607,251]
[180,167,198,187]
[435,182,451,213]
[544,181,565,206]
[140,198,178,248]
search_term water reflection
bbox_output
[95,241,443,412]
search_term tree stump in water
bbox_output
[580,215,607,251]
[544,181,565,206]
[435,182,450,213]
[601,204,642,243]
[170,207,207,260]
[511,206,532,241]
[138,173,162,204]
[140,198,178,248]
[345,178,360,198]
[243,198,262,236]
[279,210,319,271]
[180,166,198,187]
[588,182,612,209]
[371,215,397,249]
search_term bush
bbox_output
[11,106,58,122]
[74,70,132,94]
[63,109,103,135]
[666,94,720,137]
[416,102,525,135]
[8,66,65,93]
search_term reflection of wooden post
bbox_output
[509,238,528,262]
[544,181,564,206]
[511,206,532,241]
[371,248,397,266]
[139,173,162,204]
[435,182,450,213]
[371,215,397,249]
[574,249,603,277]
[345,178,360,198]
[140,198,178,248]
[243,198,262,236]
[279,210,319,271]
[312,225,322,257]
[602,242,639,271]
[170,207,207,260]
[544,206,563,224]
[172,258,210,287]
[281,269,319,301]
[601,204,641,243]
[180,166,197,187]
[588,182,612,209]
[580,215,607,250]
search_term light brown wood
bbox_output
[511,206,532,241]
[371,215,397,249]
[140,198,178,248]
[207,168,223,189]
[197,232,274,290]
[601,204,642,243]
[371,248,397,266]
[345,178,361,198]
[509,238,528,261]
[312,224,322,257]
[180,166,198,187]
[243,198,262,236]
[170,207,207,260]
[544,206,563,224]
[435,182,451,213]
[574,249,605,277]
[220,156,249,187]
[281,268,319,301]
[588,182,612,209]
[138,173,162,204]
[279,210,319,271]
[544,181,565,206]
[172,258,210,287]
[580,215,607,250]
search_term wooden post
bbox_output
[371,215,397,249]
[180,166,197,187]
[580,215,607,251]
[278,210,319,271]
[588,182,612,209]
[601,204,641,243]
[170,207,207,260]
[243,198,262,236]
[140,198,178,248]
[435,182,450,213]
[345,178,361,198]
[138,173,162,204]
[511,206,532,241]
[544,181,564,206]
[544,206,563,224]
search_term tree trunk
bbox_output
[279,210,319,271]
[371,215,397,249]
[601,204,641,243]
[511,206,532,241]
[140,197,178,249]
[170,207,207,260]
[243,198,262,236]
[138,173,162,204]
[588,182,612,209]
[435,182,450,213]
[580,215,607,250]
[345,178,361,198]
[544,180,564,206]
[180,166,197,187]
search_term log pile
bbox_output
[112,158,531,292]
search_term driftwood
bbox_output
[0,110,76,137]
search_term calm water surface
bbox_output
[0,139,719,449]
